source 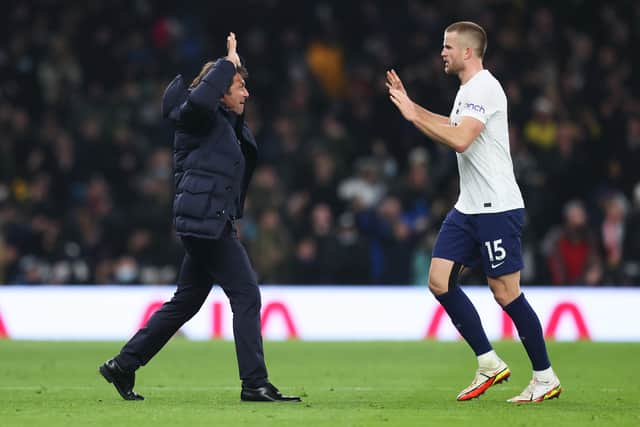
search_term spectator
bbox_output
[392,146,432,229]
[542,121,591,219]
[356,195,426,284]
[338,157,386,211]
[305,148,343,213]
[543,200,602,285]
[623,183,640,284]
[290,237,323,284]
[524,97,557,153]
[600,192,628,284]
[249,208,292,284]
[334,212,370,284]
[0,1,637,285]
[306,32,345,99]
[306,203,340,283]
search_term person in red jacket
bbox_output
[545,200,602,285]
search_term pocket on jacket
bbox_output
[205,197,227,219]
[179,171,214,194]
[174,171,216,218]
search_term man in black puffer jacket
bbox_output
[99,33,300,403]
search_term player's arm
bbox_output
[413,103,449,125]
[386,69,449,124]
[386,69,482,152]
[411,114,484,153]
[387,83,483,153]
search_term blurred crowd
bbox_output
[1,0,639,286]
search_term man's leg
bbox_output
[429,258,493,356]
[194,224,299,401]
[116,254,213,371]
[429,257,510,401]
[487,271,550,370]
[200,228,268,388]
[488,272,561,402]
[430,209,511,400]
[179,227,299,402]
[100,252,213,400]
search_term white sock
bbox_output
[477,350,501,369]
[533,367,555,382]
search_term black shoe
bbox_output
[99,359,144,401]
[241,383,301,402]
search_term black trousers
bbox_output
[115,222,268,388]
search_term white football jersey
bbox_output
[449,69,524,214]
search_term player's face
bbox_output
[222,73,249,114]
[441,31,464,75]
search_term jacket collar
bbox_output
[219,102,239,125]
[218,103,257,150]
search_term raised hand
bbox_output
[388,87,417,122]
[386,69,407,95]
[386,69,417,121]
[226,32,241,68]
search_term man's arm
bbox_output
[411,113,484,153]
[188,33,241,109]
[386,70,483,153]
[386,70,449,125]
[177,33,241,131]
[188,59,236,108]
[414,103,450,125]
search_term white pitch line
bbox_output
[0,386,457,391]
[0,385,523,392]
[0,386,236,391]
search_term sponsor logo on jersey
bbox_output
[464,102,486,114]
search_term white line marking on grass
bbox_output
[0,386,238,391]
[0,385,499,392]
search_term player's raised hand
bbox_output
[226,32,241,68]
[386,69,407,95]
[389,87,417,122]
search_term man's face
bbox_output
[441,31,465,75]
[222,73,249,114]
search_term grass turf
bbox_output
[1,340,639,426]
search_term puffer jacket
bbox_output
[161,58,257,239]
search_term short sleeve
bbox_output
[458,79,499,124]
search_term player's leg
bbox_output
[479,209,561,402]
[429,258,494,357]
[429,209,510,401]
[487,272,561,402]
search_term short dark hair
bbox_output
[445,21,487,59]
[189,60,249,91]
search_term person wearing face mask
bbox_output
[99,33,300,403]
[113,256,139,284]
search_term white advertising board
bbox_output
[0,286,637,341]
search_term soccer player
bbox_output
[387,21,561,403]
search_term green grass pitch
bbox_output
[1,340,639,426]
